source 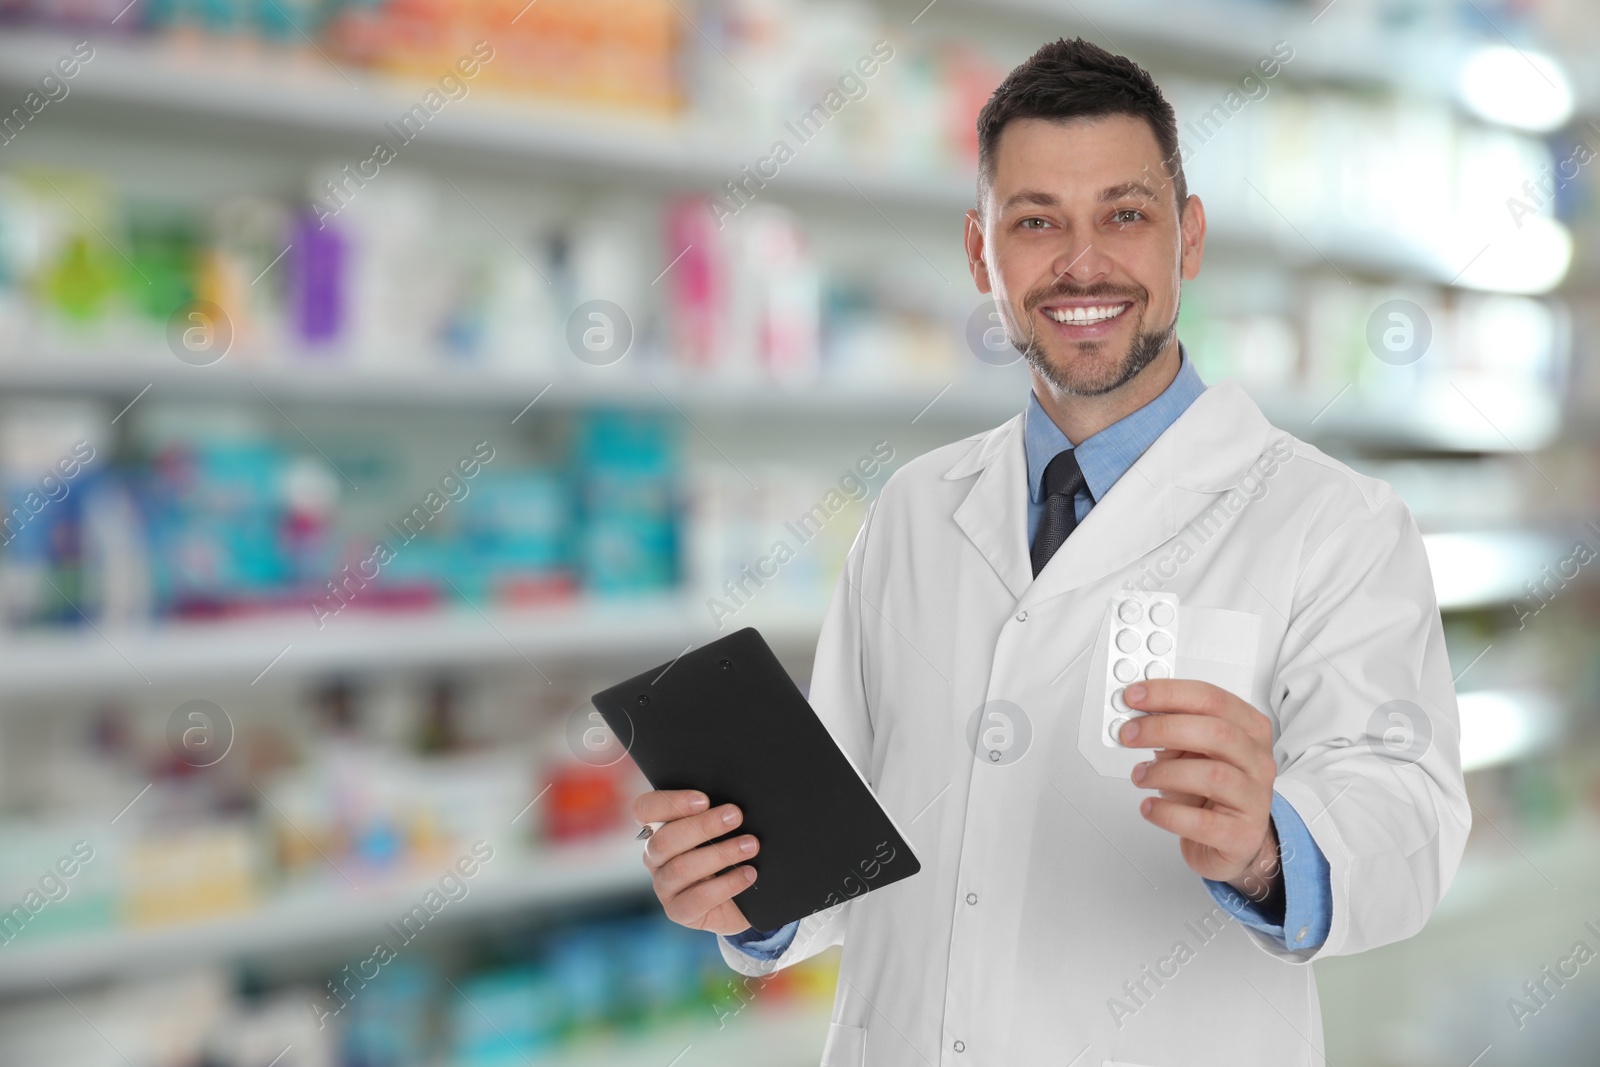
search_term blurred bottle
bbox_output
[287,210,346,349]
[572,410,679,596]
[661,195,724,372]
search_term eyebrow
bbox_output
[999,181,1161,213]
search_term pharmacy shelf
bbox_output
[436,1001,835,1067]
[946,0,1600,122]
[0,832,655,994]
[970,0,1443,101]
[0,597,826,698]
[0,31,1532,285]
[0,525,1558,698]
[0,351,1029,421]
[1424,530,1574,614]
[0,350,1568,451]
[1255,378,1563,453]
[0,29,974,212]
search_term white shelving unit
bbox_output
[0,27,1535,285]
[0,833,654,994]
[0,528,1562,699]
[0,347,1563,451]
[0,596,828,697]
[435,999,835,1067]
[0,350,1027,420]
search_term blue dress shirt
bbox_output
[727,344,1332,960]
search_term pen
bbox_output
[636,821,665,840]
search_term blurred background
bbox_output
[0,0,1597,1063]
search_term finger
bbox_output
[1132,751,1204,806]
[643,803,743,871]
[1119,712,1269,777]
[1124,680,1273,744]
[655,834,761,899]
[633,789,709,824]
[1134,757,1254,813]
[663,863,760,928]
[1139,796,1257,861]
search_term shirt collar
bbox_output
[1024,341,1208,505]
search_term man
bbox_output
[633,37,1469,1066]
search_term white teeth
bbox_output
[1045,303,1127,324]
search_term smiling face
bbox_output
[964,114,1205,398]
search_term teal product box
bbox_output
[573,411,680,596]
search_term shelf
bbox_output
[0,597,826,698]
[1423,531,1571,612]
[960,0,1600,121]
[0,833,654,994]
[0,351,1029,421]
[0,30,974,212]
[0,349,1568,451]
[0,30,1561,287]
[0,521,1552,699]
[440,1000,835,1067]
[1253,379,1563,454]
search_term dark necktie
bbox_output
[1030,448,1086,578]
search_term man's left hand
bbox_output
[1117,679,1284,903]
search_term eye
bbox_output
[1018,217,1051,230]
[1111,208,1144,224]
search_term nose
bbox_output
[1050,240,1113,287]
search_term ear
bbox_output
[1178,195,1206,281]
[964,208,992,294]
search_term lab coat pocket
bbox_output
[820,1022,867,1067]
[1077,601,1262,778]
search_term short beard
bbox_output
[1009,291,1179,398]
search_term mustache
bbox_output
[1024,282,1145,314]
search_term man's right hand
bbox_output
[633,788,762,936]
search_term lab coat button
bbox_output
[953,1040,965,1052]
[1015,610,1027,622]
[966,892,977,904]
[1296,925,1309,942]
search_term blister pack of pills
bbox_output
[1101,590,1179,747]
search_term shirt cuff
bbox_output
[723,919,801,960]
[1202,790,1332,951]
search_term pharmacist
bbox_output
[633,37,1469,1067]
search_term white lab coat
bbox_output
[718,379,1470,1067]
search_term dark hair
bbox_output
[976,37,1187,213]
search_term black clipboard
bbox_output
[590,626,921,932]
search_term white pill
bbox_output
[1145,661,1170,679]
[1116,628,1140,652]
[1117,598,1143,623]
[1114,658,1139,682]
[1146,630,1173,655]
[1149,601,1174,627]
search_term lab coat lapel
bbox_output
[949,414,1033,602]
[944,380,1276,609]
